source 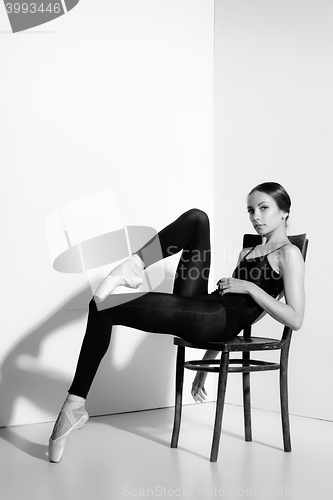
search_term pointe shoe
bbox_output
[48,400,89,463]
[94,255,144,302]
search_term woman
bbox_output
[48,182,305,462]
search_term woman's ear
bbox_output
[283,213,290,227]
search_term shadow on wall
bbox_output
[0,280,177,461]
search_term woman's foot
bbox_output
[94,254,145,302]
[49,394,89,463]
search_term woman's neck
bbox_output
[261,227,289,246]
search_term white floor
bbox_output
[0,403,332,500]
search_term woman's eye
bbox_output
[260,206,268,210]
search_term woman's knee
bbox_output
[89,297,96,306]
[185,208,209,225]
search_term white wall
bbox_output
[0,0,215,426]
[214,0,333,420]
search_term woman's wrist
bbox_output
[246,281,259,297]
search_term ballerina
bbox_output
[48,181,305,462]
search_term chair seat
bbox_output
[174,335,283,352]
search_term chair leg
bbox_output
[280,344,292,452]
[242,351,252,442]
[210,352,229,462]
[171,345,185,448]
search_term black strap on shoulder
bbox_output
[265,243,288,256]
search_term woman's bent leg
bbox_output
[135,208,211,297]
[69,209,212,398]
[69,208,212,398]
[94,208,211,302]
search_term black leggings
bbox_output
[68,209,238,399]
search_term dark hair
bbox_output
[248,182,291,224]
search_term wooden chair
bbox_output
[170,234,308,462]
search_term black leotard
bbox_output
[211,245,287,336]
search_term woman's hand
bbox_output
[217,277,254,296]
[191,372,208,402]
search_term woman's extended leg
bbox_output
[68,291,228,399]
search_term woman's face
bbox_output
[247,190,286,236]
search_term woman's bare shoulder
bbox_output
[279,243,305,269]
[280,243,303,259]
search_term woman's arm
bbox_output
[191,349,220,402]
[220,245,305,331]
[248,245,305,330]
